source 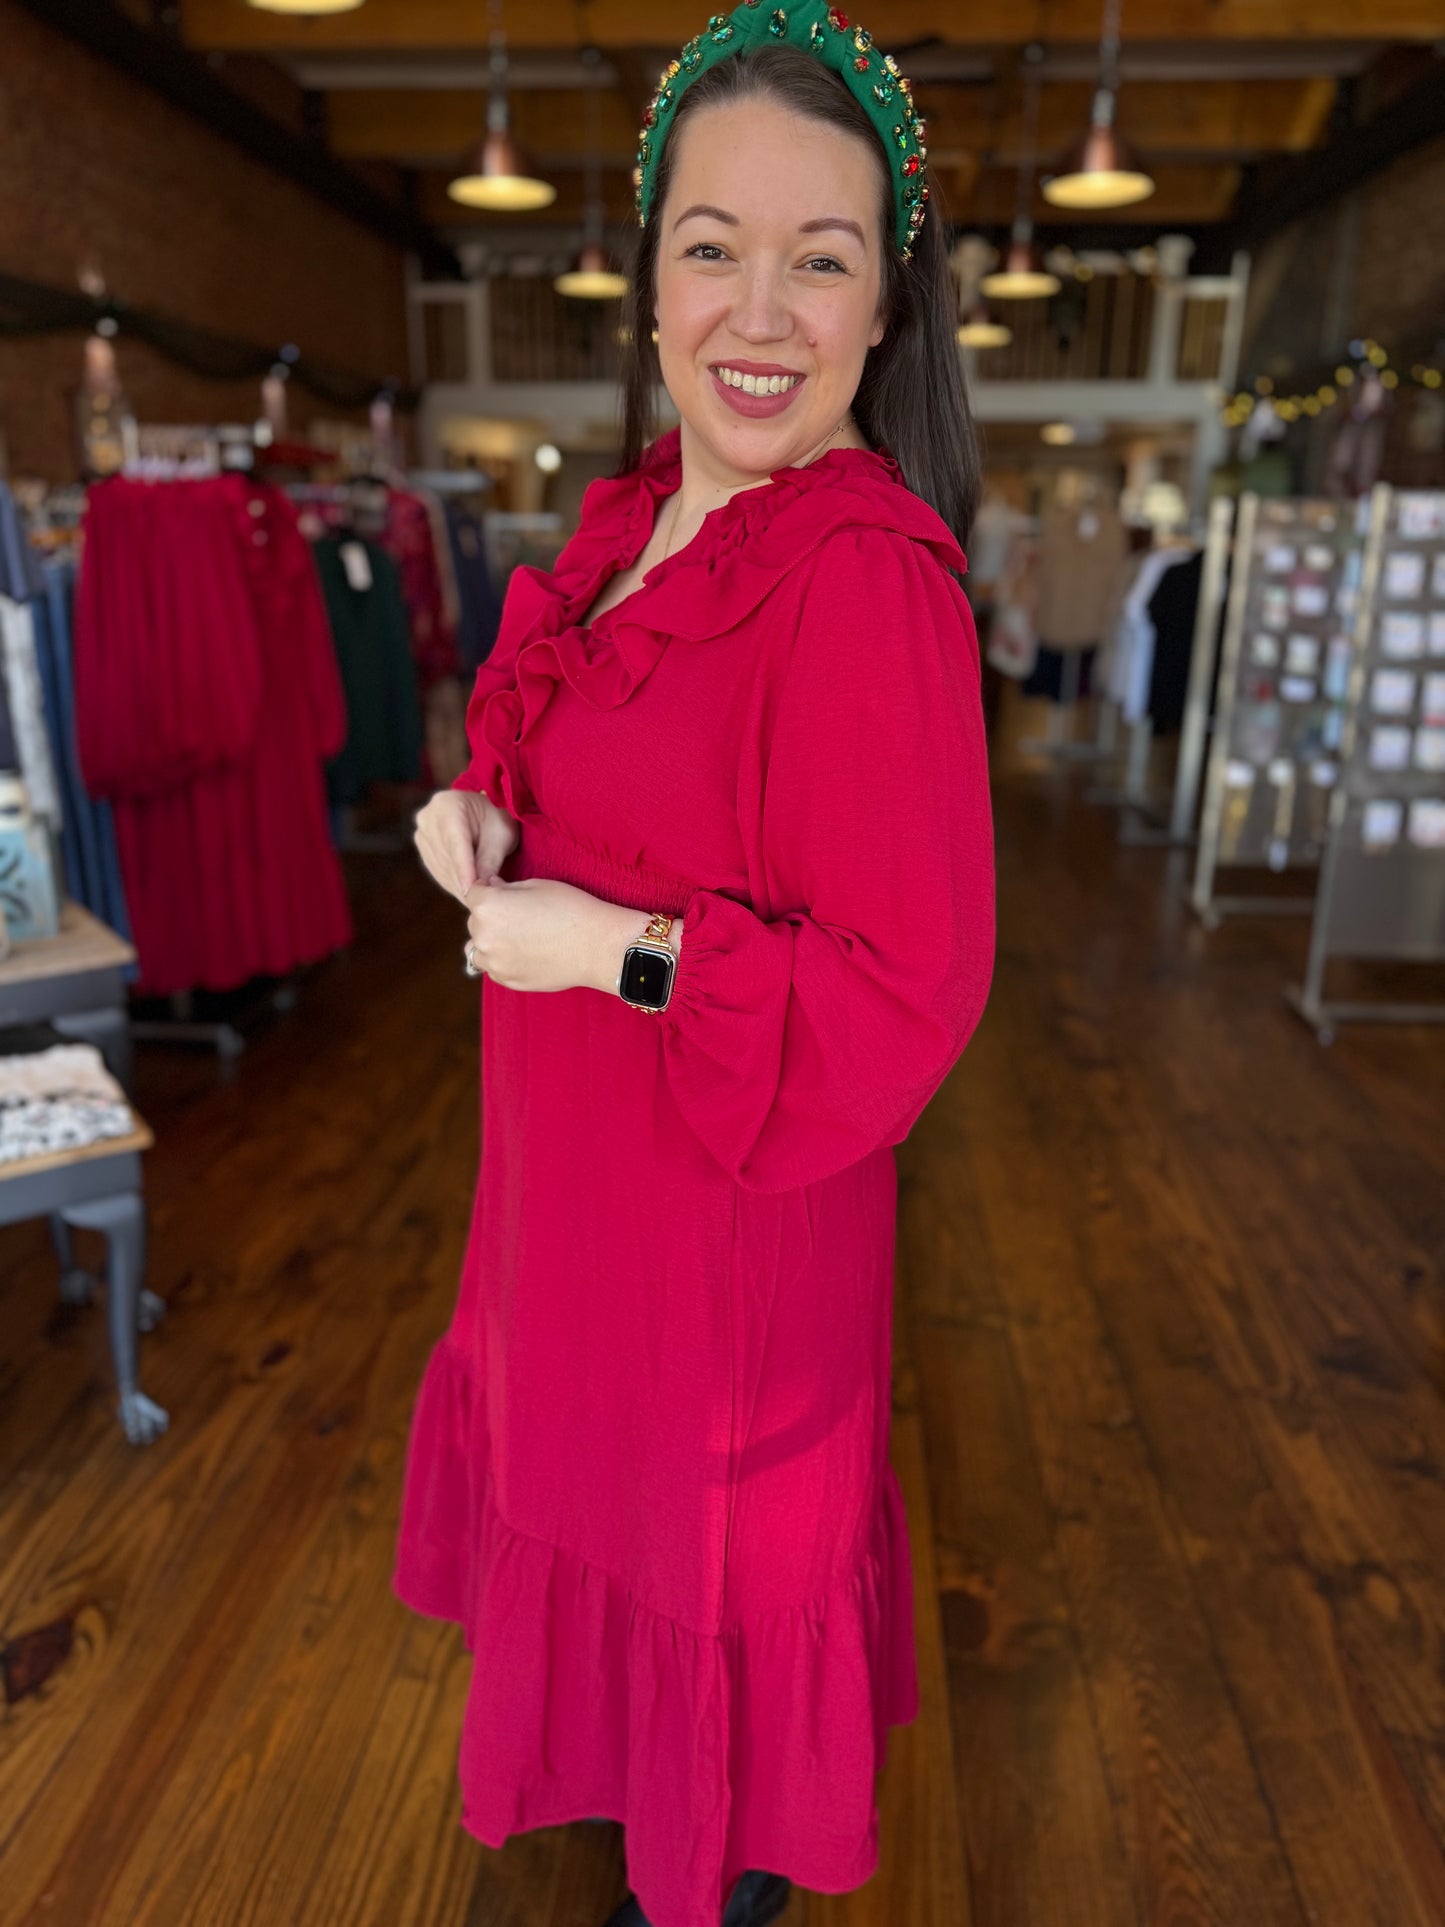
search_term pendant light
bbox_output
[555,38,627,299]
[1041,0,1154,209]
[449,0,556,212]
[958,305,1013,348]
[245,0,366,13]
[956,139,1012,347]
[556,237,628,299]
[981,46,1060,301]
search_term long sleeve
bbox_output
[656,525,995,1194]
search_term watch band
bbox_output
[617,911,677,1012]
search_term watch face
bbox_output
[621,943,674,1009]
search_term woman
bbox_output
[395,9,995,1927]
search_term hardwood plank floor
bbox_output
[2,692,1442,1927]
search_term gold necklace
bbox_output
[659,412,856,565]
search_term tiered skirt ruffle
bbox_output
[392,1333,920,1927]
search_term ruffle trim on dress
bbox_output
[392,1331,920,1927]
[457,426,968,820]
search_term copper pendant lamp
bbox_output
[449,1,556,212]
[981,230,1060,300]
[245,0,366,13]
[957,302,1013,349]
[979,47,1060,301]
[555,40,627,299]
[956,138,1012,346]
[1042,0,1154,209]
[556,238,628,299]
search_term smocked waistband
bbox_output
[508,814,699,918]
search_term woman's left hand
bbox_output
[462,876,641,995]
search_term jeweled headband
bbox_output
[633,2,932,262]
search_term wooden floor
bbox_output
[2,692,1444,1927]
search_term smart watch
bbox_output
[618,912,677,1012]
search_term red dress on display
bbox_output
[392,427,995,1927]
[74,475,353,996]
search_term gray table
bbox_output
[0,903,166,1444]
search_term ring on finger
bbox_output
[463,939,484,979]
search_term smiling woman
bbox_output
[618,41,980,550]
[646,113,891,495]
[394,23,995,1927]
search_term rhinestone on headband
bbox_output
[632,0,931,262]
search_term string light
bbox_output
[1218,341,1443,429]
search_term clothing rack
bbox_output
[130,982,300,1063]
[125,422,256,478]
[408,469,493,496]
[1085,516,1225,846]
[67,468,355,1053]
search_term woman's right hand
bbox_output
[413,789,521,904]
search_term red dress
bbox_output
[74,475,352,996]
[392,427,995,1927]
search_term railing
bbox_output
[490,277,624,384]
[973,274,1156,382]
[410,261,1247,392]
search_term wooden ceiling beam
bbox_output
[328,76,1338,164]
[181,0,1445,53]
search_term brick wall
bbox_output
[1237,129,1445,490]
[1351,130,1445,353]
[0,0,410,480]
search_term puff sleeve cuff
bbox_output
[656,526,996,1193]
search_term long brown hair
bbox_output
[615,43,982,553]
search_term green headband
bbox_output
[632,2,932,262]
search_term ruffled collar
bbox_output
[465,424,967,821]
[566,424,965,639]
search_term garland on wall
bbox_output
[1220,338,1443,430]
[0,270,417,413]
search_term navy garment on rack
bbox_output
[1023,643,1097,704]
[1146,551,1204,736]
[30,560,135,951]
[446,503,502,670]
[0,649,16,773]
[0,482,44,602]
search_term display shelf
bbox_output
[1289,485,1445,1037]
[1192,494,1368,927]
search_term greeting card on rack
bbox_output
[1297,484,1445,1015]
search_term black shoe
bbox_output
[600,1871,791,1927]
[724,1871,792,1927]
[599,1896,649,1927]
